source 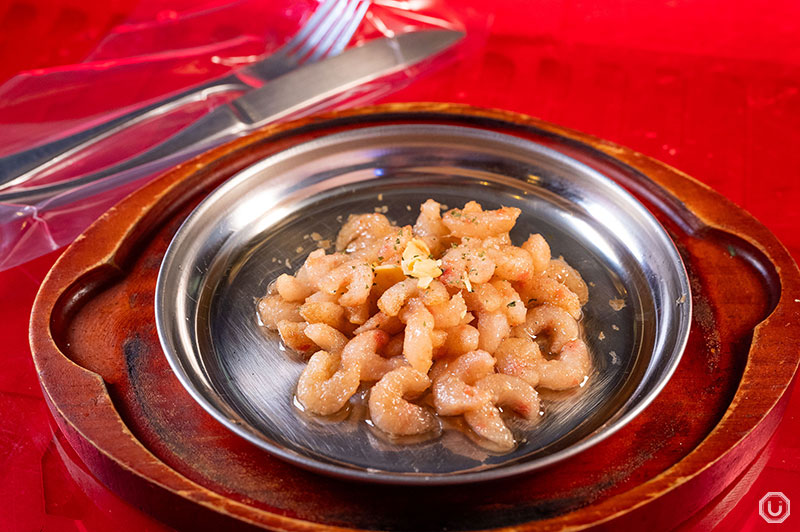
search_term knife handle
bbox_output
[0,74,247,190]
[0,105,249,206]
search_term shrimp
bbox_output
[545,258,589,305]
[520,303,579,353]
[271,198,593,446]
[304,323,348,354]
[296,351,361,415]
[377,278,417,316]
[352,311,404,336]
[377,225,415,265]
[485,245,535,282]
[432,350,494,416]
[258,295,301,329]
[336,213,395,260]
[439,243,495,289]
[440,324,480,358]
[302,249,348,290]
[299,300,348,331]
[317,261,374,307]
[277,320,315,353]
[442,201,521,239]
[494,337,541,387]
[463,282,503,313]
[521,234,551,275]
[384,333,405,357]
[476,310,511,354]
[344,301,370,325]
[490,279,526,326]
[463,374,539,450]
[418,280,450,307]
[413,198,451,256]
[536,339,591,390]
[399,299,435,374]
[428,292,468,329]
[274,273,313,302]
[514,274,582,320]
[340,330,393,382]
[369,367,437,436]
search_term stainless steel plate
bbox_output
[155,124,691,484]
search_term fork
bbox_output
[0,0,371,190]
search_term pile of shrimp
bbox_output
[258,199,591,451]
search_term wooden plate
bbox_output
[30,103,800,531]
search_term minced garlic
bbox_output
[373,263,406,293]
[401,238,443,288]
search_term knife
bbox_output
[0,29,464,205]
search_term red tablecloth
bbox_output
[1,1,798,531]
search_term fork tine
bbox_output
[240,0,353,81]
[327,0,371,56]
[307,0,370,62]
[275,0,340,59]
[284,0,349,63]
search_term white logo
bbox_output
[760,492,790,524]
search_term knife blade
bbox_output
[0,29,464,205]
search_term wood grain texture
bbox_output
[29,103,800,531]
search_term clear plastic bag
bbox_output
[0,0,485,271]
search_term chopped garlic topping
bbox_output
[373,263,406,293]
[401,238,443,289]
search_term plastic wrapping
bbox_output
[0,0,485,271]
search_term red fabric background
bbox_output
[1,1,798,530]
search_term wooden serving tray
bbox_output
[30,103,800,531]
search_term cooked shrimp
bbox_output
[463,374,539,450]
[296,351,361,415]
[352,312,404,336]
[377,225,415,265]
[545,258,589,305]
[442,201,521,239]
[277,320,315,353]
[514,274,582,319]
[302,249,348,290]
[336,213,395,258]
[377,278,417,316]
[494,337,541,386]
[418,280,450,307]
[258,295,301,329]
[268,198,592,451]
[274,273,313,302]
[521,234,551,275]
[400,299,435,374]
[413,198,451,256]
[441,324,480,358]
[537,339,591,390]
[432,350,494,416]
[428,292,468,329]
[490,279,526,326]
[299,300,347,331]
[385,333,405,358]
[486,245,535,282]
[369,367,437,436]
[344,301,370,325]
[317,261,374,307]
[463,282,503,313]
[476,310,511,354]
[439,243,495,289]
[340,330,393,382]
[521,303,579,353]
[304,323,348,354]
